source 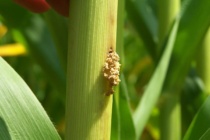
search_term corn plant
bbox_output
[0,0,210,140]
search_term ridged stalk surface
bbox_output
[66,0,118,139]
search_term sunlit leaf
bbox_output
[133,17,180,139]
[0,57,61,140]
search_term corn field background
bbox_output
[0,0,210,139]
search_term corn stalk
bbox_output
[66,0,118,139]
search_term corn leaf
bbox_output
[0,0,66,95]
[0,57,61,140]
[165,0,210,89]
[119,74,136,140]
[183,96,210,140]
[44,10,68,71]
[200,128,210,140]
[133,0,210,138]
[133,17,180,139]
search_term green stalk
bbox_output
[158,0,180,47]
[66,0,118,139]
[158,0,181,140]
[197,27,210,94]
[160,93,181,140]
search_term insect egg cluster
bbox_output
[103,48,121,95]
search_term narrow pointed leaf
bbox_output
[200,128,210,140]
[183,96,210,140]
[119,74,136,140]
[133,17,180,138]
[0,57,61,140]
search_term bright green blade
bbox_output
[183,96,210,140]
[133,17,180,139]
[0,57,61,140]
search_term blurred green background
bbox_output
[1,0,210,139]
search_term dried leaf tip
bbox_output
[103,48,121,96]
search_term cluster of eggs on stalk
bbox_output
[103,48,121,96]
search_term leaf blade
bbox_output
[183,96,210,140]
[133,17,180,139]
[0,57,61,140]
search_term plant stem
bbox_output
[158,0,180,48]
[160,93,181,140]
[197,27,210,94]
[66,0,118,139]
[158,0,181,140]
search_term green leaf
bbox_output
[119,74,136,140]
[132,0,210,138]
[0,0,66,95]
[14,15,66,94]
[165,0,210,89]
[183,96,210,140]
[200,128,210,140]
[111,74,136,140]
[0,57,61,140]
[44,10,68,71]
[133,17,180,139]
[111,94,120,140]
